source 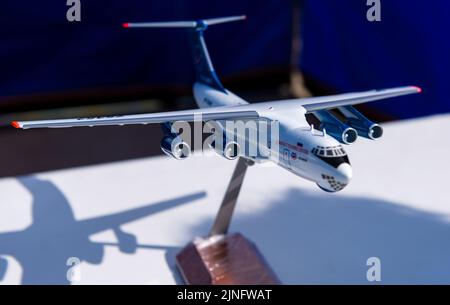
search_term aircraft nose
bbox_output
[336,163,353,184]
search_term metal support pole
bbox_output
[209,157,253,236]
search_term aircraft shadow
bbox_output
[4,177,449,284]
[0,176,205,285]
[187,188,450,284]
[95,242,185,284]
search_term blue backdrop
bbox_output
[0,0,291,96]
[301,0,449,119]
[0,1,448,119]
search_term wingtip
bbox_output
[11,121,21,129]
[412,86,422,93]
[122,23,130,28]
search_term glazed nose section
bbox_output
[318,163,352,192]
[336,163,353,184]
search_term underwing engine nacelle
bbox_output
[210,137,241,160]
[222,141,240,160]
[338,106,383,140]
[160,123,191,160]
[160,136,191,160]
[314,110,358,145]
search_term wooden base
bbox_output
[176,233,280,285]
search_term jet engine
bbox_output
[160,123,191,160]
[314,110,358,144]
[338,106,383,140]
[160,135,191,160]
[210,136,241,160]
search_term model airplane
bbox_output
[11,16,421,192]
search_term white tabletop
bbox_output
[1,114,449,284]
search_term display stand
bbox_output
[176,158,280,285]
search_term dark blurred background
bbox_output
[0,0,447,177]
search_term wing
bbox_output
[11,86,420,129]
[298,86,421,113]
[11,107,260,129]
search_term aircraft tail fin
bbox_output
[122,16,247,92]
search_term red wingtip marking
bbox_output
[412,86,422,93]
[122,23,130,28]
[11,121,20,129]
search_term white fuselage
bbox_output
[193,82,353,192]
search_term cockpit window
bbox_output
[312,145,347,157]
[311,145,350,168]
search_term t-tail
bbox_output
[123,15,246,93]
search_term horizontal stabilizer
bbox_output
[123,15,246,30]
